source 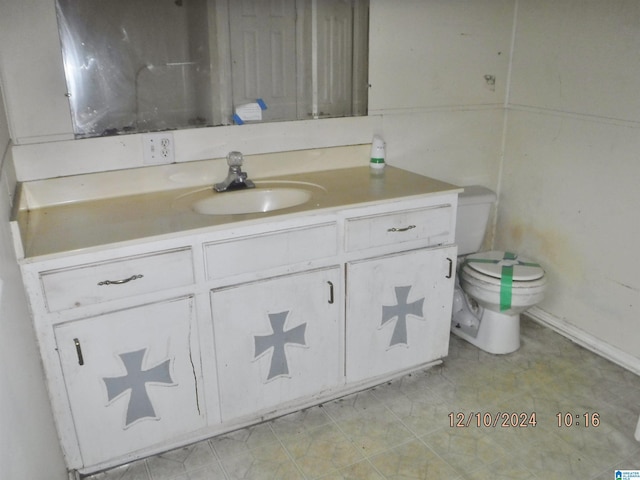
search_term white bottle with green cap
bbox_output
[370,135,386,170]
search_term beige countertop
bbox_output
[13,166,461,259]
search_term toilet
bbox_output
[451,186,547,354]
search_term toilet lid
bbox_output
[464,251,544,281]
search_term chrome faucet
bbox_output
[214,151,255,192]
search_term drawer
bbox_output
[205,222,337,280]
[40,248,194,312]
[345,204,453,252]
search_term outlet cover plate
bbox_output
[142,132,175,165]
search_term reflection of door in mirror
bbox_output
[56,0,368,139]
[229,0,298,123]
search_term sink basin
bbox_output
[173,181,326,216]
[194,188,311,215]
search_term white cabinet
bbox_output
[211,267,343,421]
[16,175,459,475]
[346,245,457,383]
[54,296,206,466]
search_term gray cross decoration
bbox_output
[103,348,174,427]
[381,286,425,347]
[254,311,306,381]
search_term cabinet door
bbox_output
[211,267,343,421]
[346,246,457,383]
[54,297,207,467]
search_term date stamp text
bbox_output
[449,412,538,428]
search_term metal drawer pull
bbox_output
[387,225,416,233]
[97,274,143,286]
[327,281,334,304]
[74,338,84,366]
[446,257,453,279]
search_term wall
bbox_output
[0,80,67,478]
[496,0,640,367]
[369,0,514,191]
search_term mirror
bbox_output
[55,0,369,138]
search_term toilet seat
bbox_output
[464,251,544,281]
[461,264,547,290]
[461,251,546,312]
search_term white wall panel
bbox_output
[381,108,505,189]
[510,0,640,122]
[369,0,514,113]
[498,109,640,359]
[498,0,640,363]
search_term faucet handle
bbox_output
[226,151,244,167]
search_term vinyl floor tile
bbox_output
[368,439,461,479]
[279,424,365,479]
[317,461,384,480]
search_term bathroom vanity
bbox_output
[11,153,460,475]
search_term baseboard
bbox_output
[526,306,640,377]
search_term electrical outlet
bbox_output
[142,132,175,165]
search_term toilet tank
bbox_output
[455,185,497,255]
